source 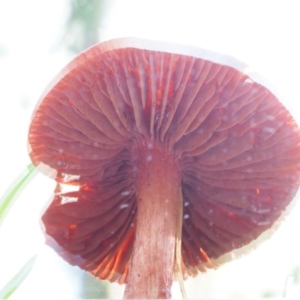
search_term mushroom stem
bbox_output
[124,142,182,299]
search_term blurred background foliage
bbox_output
[63,0,108,53]
[0,44,6,56]
[261,266,300,298]
[80,272,108,299]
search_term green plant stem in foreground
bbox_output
[0,163,37,227]
[0,255,37,299]
[0,163,38,298]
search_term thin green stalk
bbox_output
[0,163,37,227]
[0,255,37,299]
[0,163,38,298]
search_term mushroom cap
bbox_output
[28,38,300,283]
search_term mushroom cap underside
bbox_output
[28,38,300,283]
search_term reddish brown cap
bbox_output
[28,38,300,282]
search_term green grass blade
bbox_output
[0,164,39,298]
[0,255,38,299]
[0,163,37,227]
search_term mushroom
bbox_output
[28,38,300,299]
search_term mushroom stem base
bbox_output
[124,143,182,299]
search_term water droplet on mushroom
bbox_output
[257,208,271,214]
[121,190,131,196]
[244,78,253,84]
[184,201,190,207]
[257,220,271,226]
[120,203,130,209]
[184,214,190,219]
[263,126,276,134]
[146,154,153,162]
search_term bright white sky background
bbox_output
[0,0,300,299]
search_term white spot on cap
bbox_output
[184,214,190,219]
